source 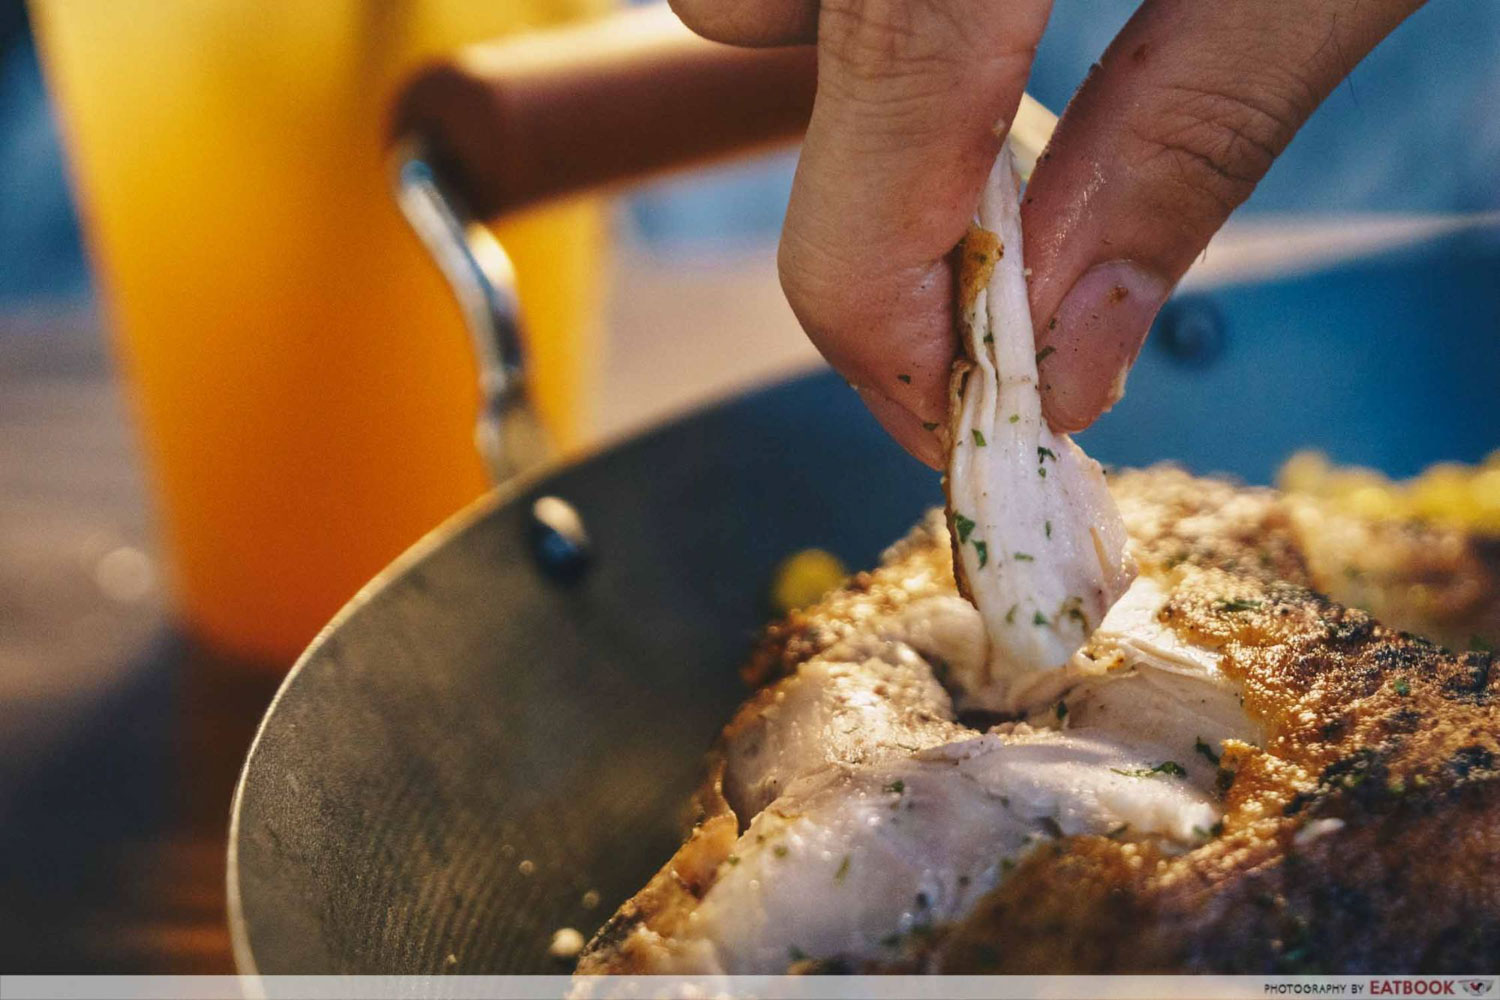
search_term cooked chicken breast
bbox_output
[578,469,1500,975]
[946,143,1134,706]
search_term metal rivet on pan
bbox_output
[1155,297,1226,368]
[529,495,592,580]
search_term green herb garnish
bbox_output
[1111,761,1188,779]
[1037,446,1057,462]
[1038,466,1047,478]
[954,513,976,543]
[773,844,789,858]
[1008,413,1020,424]
[972,428,987,446]
[1392,677,1411,697]
[1013,551,1034,562]
[834,855,851,883]
[884,779,905,795]
[1194,737,1220,767]
[897,373,912,384]
[974,540,989,568]
[1005,604,1018,624]
[1045,520,1052,538]
[922,421,939,431]
[1055,701,1068,720]
[1216,598,1262,613]
[1035,346,1056,364]
[1033,611,1048,626]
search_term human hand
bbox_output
[669,0,1423,467]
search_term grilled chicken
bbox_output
[578,469,1500,974]
[946,143,1134,707]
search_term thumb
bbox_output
[1023,0,1422,433]
[780,0,1053,467]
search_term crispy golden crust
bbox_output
[935,570,1499,972]
[1112,465,1500,649]
[574,759,737,974]
[744,513,955,687]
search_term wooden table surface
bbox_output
[0,309,281,972]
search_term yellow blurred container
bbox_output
[31,0,610,665]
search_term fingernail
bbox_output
[856,386,944,470]
[1037,261,1170,433]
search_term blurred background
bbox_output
[1,0,1498,973]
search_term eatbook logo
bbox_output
[1461,981,1495,997]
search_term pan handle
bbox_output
[387,4,816,483]
[389,3,817,221]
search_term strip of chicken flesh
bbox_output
[946,142,1135,708]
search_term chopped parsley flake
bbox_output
[972,428,987,446]
[884,779,905,795]
[1008,413,1020,424]
[1033,611,1049,626]
[1005,604,1018,624]
[974,540,989,569]
[1194,737,1221,766]
[1035,346,1056,364]
[1216,598,1262,613]
[1037,446,1057,462]
[1038,466,1047,478]
[921,421,938,431]
[834,855,851,882]
[1392,677,1411,697]
[1013,551,1034,561]
[983,333,995,345]
[897,373,912,384]
[954,514,976,543]
[1111,761,1188,779]
[1045,520,1052,538]
[773,844,789,858]
[1055,701,1068,720]
[726,854,740,866]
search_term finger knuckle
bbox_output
[1125,81,1302,218]
[819,0,964,84]
[667,0,756,45]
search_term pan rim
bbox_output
[225,480,513,980]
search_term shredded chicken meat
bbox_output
[945,143,1135,708]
